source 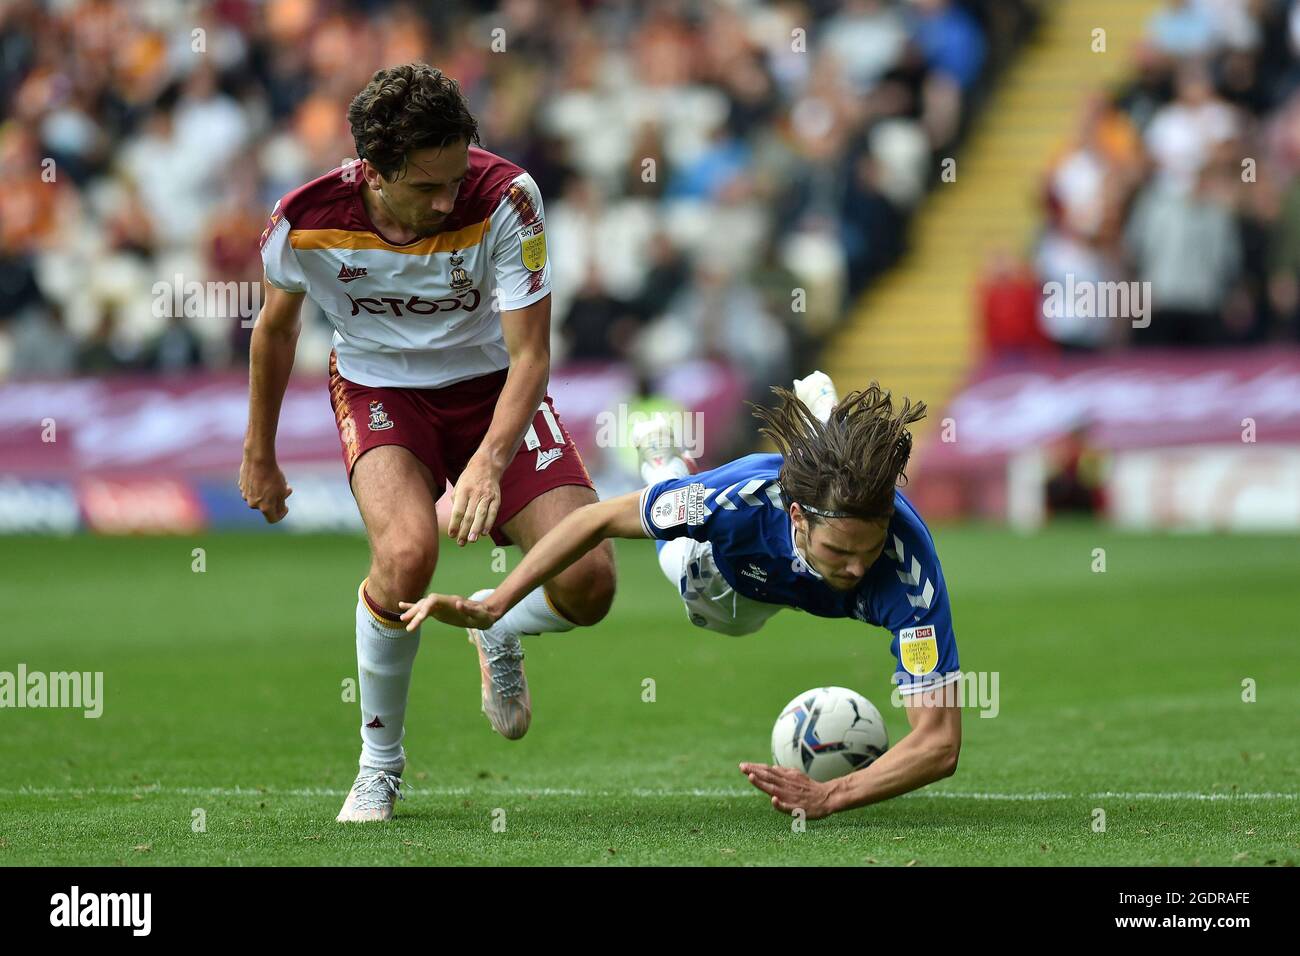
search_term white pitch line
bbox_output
[2,786,1295,801]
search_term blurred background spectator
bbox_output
[0,0,1032,394]
[983,0,1300,359]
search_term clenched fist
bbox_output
[238,453,293,523]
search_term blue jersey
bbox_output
[637,453,960,695]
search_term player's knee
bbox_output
[553,552,616,627]
[373,538,437,594]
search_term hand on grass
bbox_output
[739,762,837,819]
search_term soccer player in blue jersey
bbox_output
[399,374,962,818]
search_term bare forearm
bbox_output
[477,351,547,472]
[485,502,610,615]
[244,317,299,457]
[826,732,956,812]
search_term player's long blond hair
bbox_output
[750,383,926,522]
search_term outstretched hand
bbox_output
[398,593,497,632]
[738,762,836,819]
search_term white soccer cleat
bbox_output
[466,589,531,740]
[793,371,839,423]
[335,767,404,822]
[631,413,691,484]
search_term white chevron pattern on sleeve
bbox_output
[906,579,935,610]
[886,533,933,609]
[700,487,718,518]
[710,477,786,513]
[715,483,739,510]
[738,478,766,506]
[896,556,922,587]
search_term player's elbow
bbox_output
[254,312,301,344]
[932,739,960,779]
[916,729,959,779]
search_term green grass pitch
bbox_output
[1,524,1296,866]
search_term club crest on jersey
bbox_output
[448,249,474,293]
[337,263,368,283]
[898,624,939,676]
[367,401,395,431]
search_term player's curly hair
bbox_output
[750,383,927,522]
[347,63,481,179]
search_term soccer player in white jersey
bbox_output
[238,63,616,822]
[400,373,963,818]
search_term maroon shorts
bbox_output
[328,352,594,546]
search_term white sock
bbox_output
[355,585,420,772]
[474,586,575,637]
[641,456,689,485]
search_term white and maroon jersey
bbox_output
[258,147,550,388]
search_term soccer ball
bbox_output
[771,686,888,782]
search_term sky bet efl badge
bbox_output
[899,624,939,676]
[650,483,706,529]
[519,222,546,272]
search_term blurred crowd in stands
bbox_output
[0,0,1034,388]
[982,0,1300,356]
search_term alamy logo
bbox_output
[0,664,102,718]
[1042,273,1151,329]
[50,886,151,936]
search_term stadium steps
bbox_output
[821,0,1161,434]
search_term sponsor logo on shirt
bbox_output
[347,291,481,316]
[740,562,769,584]
[337,264,368,283]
